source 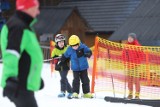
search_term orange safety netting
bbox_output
[90,36,160,99]
[50,41,55,73]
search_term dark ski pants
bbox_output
[72,69,90,94]
[59,70,72,93]
[3,81,38,107]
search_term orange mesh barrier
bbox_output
[50,41,55,73]
[90,36,160,99]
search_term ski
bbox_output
[104,96,160,107]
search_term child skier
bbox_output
[60,35,93,98]
[122,33,143,99]
[51,34,72,99]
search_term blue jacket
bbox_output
[63,43,91,71]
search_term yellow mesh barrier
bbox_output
[90,36,160,99]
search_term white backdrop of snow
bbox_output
[0,63,151,107]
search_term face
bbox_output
[27,5,40,18]
[128,36,134,43]
[57,41,65,48]
[71,45,79,50]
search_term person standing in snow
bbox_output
[51,34,72,99]
[0,0,44,106]
[122,33,143,99]
[60,35,93,98]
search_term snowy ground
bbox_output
[0,63,151,107]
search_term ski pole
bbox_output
[107,49,115,97]
[43,58,52,62]
[110,73,115,97]
[43,56,62,62]
[124,63,127,99]
[124,50,129,99]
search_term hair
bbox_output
[128,33,137,39]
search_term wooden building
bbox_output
[60,0,142,47]
[35,0,142,47]
[34,7,90,46]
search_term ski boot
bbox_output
[58,91,65,98]
[127,91,133,99]
[72,92,79,98]
[135,92,140,99]
[67,93,73,99]
[83,93,93,98]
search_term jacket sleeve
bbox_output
[6,26,23,74]
[135,41,144,62]
[51,49,56,58]
[137,48,145,62]
[51,48,63,64]
[82,44,92,58]
[7,26,23,53]
[61,50,69,62]
[1,25,23,88]
[63,47,71,58]
[122,48,128,62]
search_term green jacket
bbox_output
[51,45,68,58]
[51,45,70,71]
[0,11,43,91]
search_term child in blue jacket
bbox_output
[60,35,93,98]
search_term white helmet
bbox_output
[55,34,65,43]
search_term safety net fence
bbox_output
[90,36,160,99]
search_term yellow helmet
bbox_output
[69,35,80,46]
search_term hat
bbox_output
[128,33,137,39]
[16,0,39,10]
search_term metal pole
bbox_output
[43,56,62,62]
[124,64,127,99]
[107,49,115,97]
[124,50,129,99]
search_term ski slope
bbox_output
[0,63,151,107]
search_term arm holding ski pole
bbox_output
[43,56,62,62]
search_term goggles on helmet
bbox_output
[55,34,65,43]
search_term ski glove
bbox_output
[52,55,61,64]
[3,77,19,97]
[39,78,44,90]
[84,51,92,58]
[76,48,84,58]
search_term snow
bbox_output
[0,63,151,107]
